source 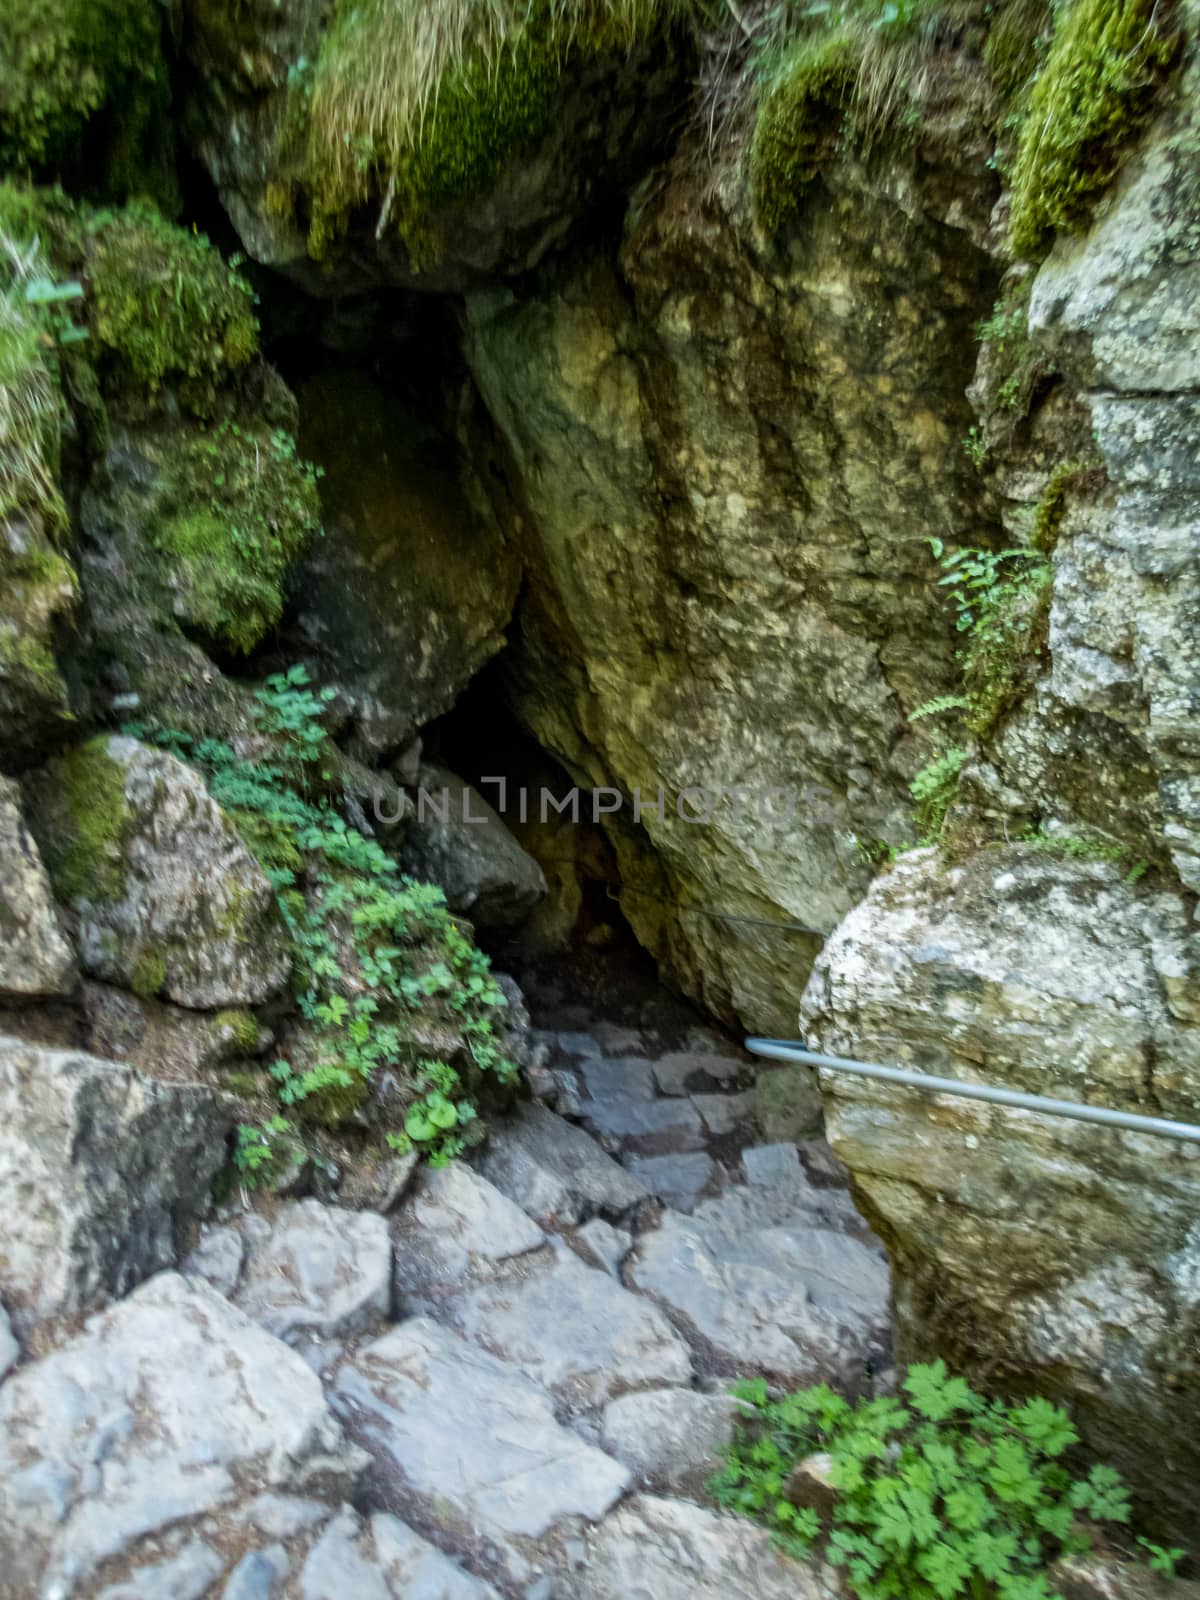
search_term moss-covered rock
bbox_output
[180,0,689,293]
[303,0,563,264]
[84,204,259,416]
[24,734,131,905]
[83,396,321,657]
[1009,0,1180,259]
[25,735,293,1009]
[750,31,858,235]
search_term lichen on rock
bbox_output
[25,734,292,1009]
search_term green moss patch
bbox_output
[33,735,131,904]
[0,0,166,178]
[85,205,258,415]
[750,31,859,235]
[215,1008,261,1050]
[300,0,680,261]
[129,945,166,998]
[150,419,321,654]
[1009,0,1179,259]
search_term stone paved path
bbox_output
[0,984,892,1599]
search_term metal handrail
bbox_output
[745,1038,1200,1146]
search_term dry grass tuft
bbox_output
[0,225,65,530]
[307,0,689,218]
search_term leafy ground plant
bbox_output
[710,1362,1164,1599]
[126,664,517,1181]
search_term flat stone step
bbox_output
[581,1096,706,1155]
[625,1151,722,1213]
[475,1103,651,1228]
[651,1051,743,1097]
[333,1317,630,1568]
[431,1240,693,1408]
[628,1183,890,1386]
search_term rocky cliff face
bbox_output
[793,18,1200,1546]
[2,0,1199,1585]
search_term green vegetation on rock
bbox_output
[0,0,167,178]
[1009,0,1179,259]
[33,735,131,904]
[85,205,258,415]
[747,0,942,234]
[126,665,519,1176]
[215,1009,262,1052]
[300,0,684,259]
[149,420,321,654]
[0,194,73,530]
[129,944,166,998]
[750,31,859,234]
[974,276,1056,417]
[711,1362,1169,1596]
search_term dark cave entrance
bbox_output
[250,272,724,1042]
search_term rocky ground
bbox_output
[0,990,888,1600]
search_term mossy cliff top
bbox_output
[268,0,692,267]
[745,0,1182,258]
[173,0,697,290]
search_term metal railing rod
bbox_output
[745,1038,1200,1146]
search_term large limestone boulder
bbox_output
[25,734,291,1008]
[400,762,547,929]
[0,1273,366,1597]
[291,367,521,755]
[0,775,76,1000]
[800,846,1200,1548]
[0,1036,231,1336]
[462,146,992,1032]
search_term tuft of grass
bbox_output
[747,0,946,235]
[1009,0,1179,259]
[301,0,689,256]
[750,30,859,234]
[0,218,67,530]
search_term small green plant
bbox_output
[255,664,336,763]
[234,1116,301,1184]
[1016,825,1150,883]
[909,745,967,838]
[963,427,988,468]
[1137,1538,1184,1579]
[710,1362,1160,1599]
[918,537,1052,740]
[975,278,1055,417]
[127,665,517,1177]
